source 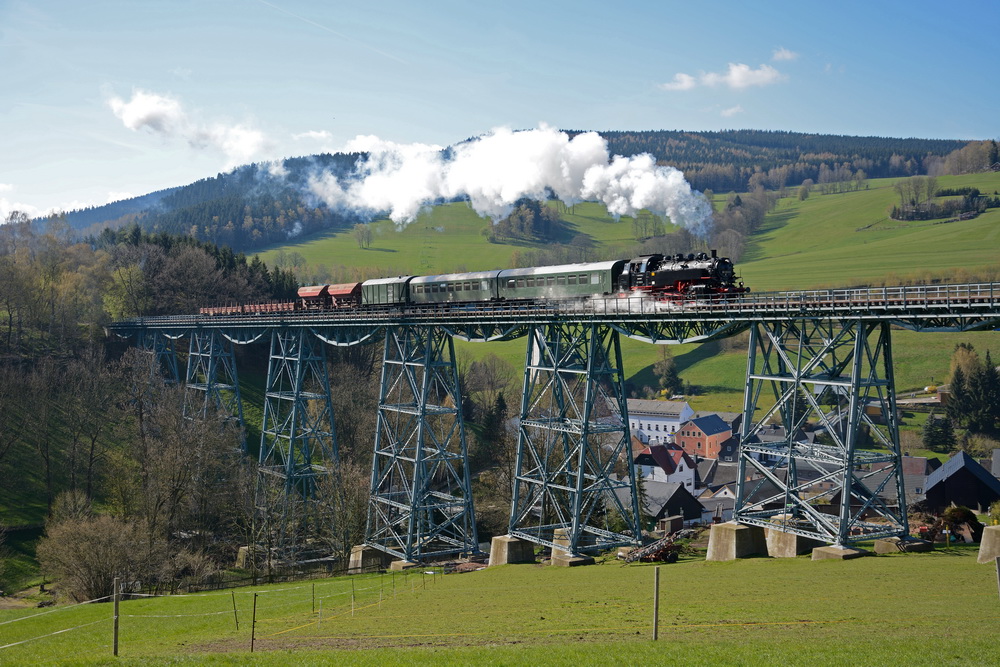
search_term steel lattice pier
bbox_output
[109,282,1000,561]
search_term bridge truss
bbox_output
[111,282,1000,562]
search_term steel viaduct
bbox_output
[108,282,1000,564]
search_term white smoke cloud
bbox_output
[108,89,271,167]
[306,125,713,236]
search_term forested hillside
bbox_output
[51,131,991,256]
[597,129,973,192]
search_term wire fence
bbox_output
[2,556,998,660]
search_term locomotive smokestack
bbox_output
[711,248,717,258]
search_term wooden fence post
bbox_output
[652,567,660,641]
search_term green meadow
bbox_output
[1,548,995,664]
[740,173,1000,291]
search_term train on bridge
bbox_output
[199,250,747,316]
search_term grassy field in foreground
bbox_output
[1,547,995,665]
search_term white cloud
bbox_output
[660,63,786,91]
[659,72,698,91]
[703,63,784,89]
[721,105,744,117]
[109,90,185,134]
[293,130,333,142]
[107,89,272,167]
[1,184,103,221]
[106,191,134,203]
[772,47,798,62]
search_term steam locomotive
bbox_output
[199,250,747,316]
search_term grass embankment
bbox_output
[1,548,995,664]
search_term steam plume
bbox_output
[307,126,713,236]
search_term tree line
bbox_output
[923,343,1000,456]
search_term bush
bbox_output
[36,515,162,601]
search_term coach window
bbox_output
[556,276,566,286]
[567,275,577,285]
[507,279,516,288]
[464,282,472,291]
[526,278,535,288]
[517,279,526,288]
[547,277,556,286]
[591,274,600,285]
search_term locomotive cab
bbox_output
[618,254,664,291]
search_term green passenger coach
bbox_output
[410,270,502,304]
[496,260,626,301]
[361,276,413,306]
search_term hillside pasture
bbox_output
[0,548,995,664]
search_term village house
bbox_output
[633,443,696,490]
[675,414,736,461]
[923,451,1000,513]
[626,399,693,445]
[615,480,704,528]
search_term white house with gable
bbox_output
[626,399,694,445]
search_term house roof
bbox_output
[626,399,690,418]
[708,462,740,488]
[925,451,1000,496]
[696,458,718,486]
[699,496,736,514]
[901,456,933,476]
[694,411,742,427]
[683,414,731,437]
[635,444,693,475]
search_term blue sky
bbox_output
[2,0,998,219]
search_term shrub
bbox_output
[36,515,162,601]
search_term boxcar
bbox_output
[410,270,502,305]
[496,260,626,301]
[361,276,413,306]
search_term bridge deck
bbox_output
[108,282,1000,338]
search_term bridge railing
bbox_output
[573,281,999,317]
[111,282,1000,331]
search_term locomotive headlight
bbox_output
[651,272,656,276]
